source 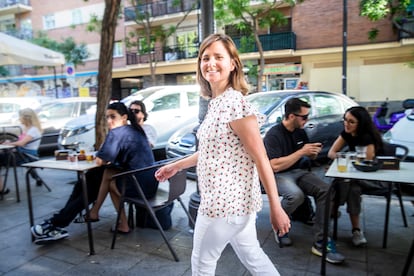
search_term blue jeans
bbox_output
[275,169,333,243]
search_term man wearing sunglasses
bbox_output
[263,97,345,265]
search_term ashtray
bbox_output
[352,160,382,172]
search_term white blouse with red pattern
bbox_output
[196,87,265,218]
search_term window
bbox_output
[313,95,342,117]
[39,102,76,120]
[187,91,199,107]
[176,30,198,58]
[43,14,56,30]
[72,9,83,25]
[151,94,180,112]
[270,17,292,33]
[113,41,123,57]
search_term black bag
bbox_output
[135,202,174,230]
[290,196,315,225]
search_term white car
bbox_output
[58,85,200,158]
[383,105,414,160]
[37,97,97,152]
[0,96,54,143]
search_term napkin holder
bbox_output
[377,156,400,170]
[55,150,70,160]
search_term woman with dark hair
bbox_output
[129,100,157,147]
[328,106,384,247]
[80,102,155,233]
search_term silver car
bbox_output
[166,90,359,178]
[58,85,200,158]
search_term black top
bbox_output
[264,123,309,172]
[340,130,383,155]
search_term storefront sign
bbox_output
[263,64,302,75]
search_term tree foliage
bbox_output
[31,31,90,67]
[360,0,414,40]
[214,0,302,92]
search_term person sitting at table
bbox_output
[0,108,43,195]
[129,100,157,148]
[31,102,156,242]
[328,106,384,247]
[263,97,345,264]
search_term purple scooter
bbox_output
[373,101,406,133]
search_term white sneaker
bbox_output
[352,229,367,247]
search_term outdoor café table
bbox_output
[21,158,100,255]
[0,144,19,202]
[321,160,414,276]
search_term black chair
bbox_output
[333,142,409,248]
[111,164,195,262]
[365,142,409,248]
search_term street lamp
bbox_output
[342,0,347,95]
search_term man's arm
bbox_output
[269,149,305,173]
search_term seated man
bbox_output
[263,97,345,264]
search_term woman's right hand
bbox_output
[155,163,179,182]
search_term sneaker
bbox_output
[352,229,367,247]
[31,220,69,241]
[311,238,345,264]
[274,230,293,247]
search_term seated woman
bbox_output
[129,100,157,148]
[84,102,156,233]
[0,108,43,195]
[328,106,384,247]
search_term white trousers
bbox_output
[191,213,280,276]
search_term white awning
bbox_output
[0,32,65,66]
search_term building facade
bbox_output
[1,0,413,104]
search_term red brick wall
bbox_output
[292,0,397,50]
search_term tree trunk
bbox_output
[94,0,121,150]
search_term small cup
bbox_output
[347,151,357,171]
[68,152,78,163]
[85,152,94,162]
[336,152,348,172]
[356,146,367,162]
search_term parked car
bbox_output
[383,100,414,160]
[37,97,97,153]
[166,90,359,178]
[58,85,200,159]
[0,96,54,143]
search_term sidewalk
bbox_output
[0,163,413,275]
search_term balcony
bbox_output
[124,0,198,22]
[399,17,414,39]
[125,32,296,66]
[3,28,32,40]
[232,32,296,52]
[0,0,32,16]
[126,43,199,65]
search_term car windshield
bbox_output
[121,87,165,106]
[247,93,285,115]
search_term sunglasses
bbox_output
[293,113,309,120]
[129,108,142,114]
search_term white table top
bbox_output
[326,160,414,184]
[21,159,100,172]
[0,144,15,150]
